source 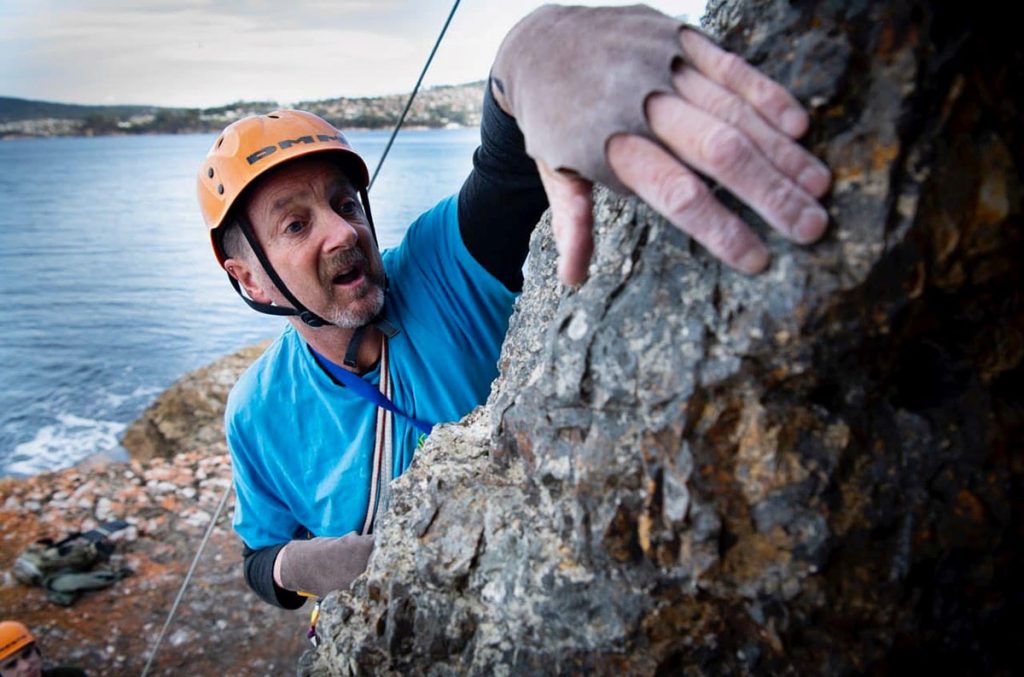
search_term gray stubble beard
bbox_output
[325,283,385,329]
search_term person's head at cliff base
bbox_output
[0,621,41,677]
[0,622,85,677]
[197,110,387,332]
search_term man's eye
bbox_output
[338,199,359,215]
[284,221,304,234]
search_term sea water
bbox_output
[0,128,480,476]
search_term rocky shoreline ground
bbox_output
[0,343,308,676]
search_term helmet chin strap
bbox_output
[227,188,398,361]
[234,213,330,328]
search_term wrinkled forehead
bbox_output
[245,156,358,216]
[253,156,356,198]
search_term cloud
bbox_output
[0,0,705,107]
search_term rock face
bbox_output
[310,1,1022,674]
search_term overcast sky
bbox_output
[0,1,708,108]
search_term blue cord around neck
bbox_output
[309,344,433,436]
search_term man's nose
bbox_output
[321,207,360,251]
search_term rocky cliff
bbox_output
[121,342,270,462]
[306,1,1023,674]
[0,343,309,676]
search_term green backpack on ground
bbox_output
[12,520,132,606]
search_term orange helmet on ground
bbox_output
[197,109,371,266]
[0,621,35,662]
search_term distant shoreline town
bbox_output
[0,81,487,140]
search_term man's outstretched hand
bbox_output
[494,8,831,284]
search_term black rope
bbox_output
[368,0,462,192]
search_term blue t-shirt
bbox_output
[226,195,516,549]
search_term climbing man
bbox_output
[196,5,832,608]
[0,621,86,677]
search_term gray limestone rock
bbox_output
[307,1,1022,674]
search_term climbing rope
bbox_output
[139,481,232,677]
[139,2,463,673]
[369,0,462,191]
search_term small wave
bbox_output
[101,384,162,410]
[5,414,128,476]
[131,385,163,399]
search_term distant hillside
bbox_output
[297,81,486,131]
[0,82,487,139]
[0,97,161,123]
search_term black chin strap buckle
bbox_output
[374,316,399,338]
[299,310,327,328]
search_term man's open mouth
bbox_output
[332,263,364,286]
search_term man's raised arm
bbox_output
[457,81,548,292]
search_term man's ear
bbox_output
[224,258,273,305]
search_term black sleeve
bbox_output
[243,543,306,610]
[458,80,549,293]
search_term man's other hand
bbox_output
[273,533,374,598]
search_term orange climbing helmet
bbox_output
[197,110,371,265]
[0,621,35,662]
[197,110,383,329]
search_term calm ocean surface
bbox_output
[0,128,480,476]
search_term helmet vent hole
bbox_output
[267,114,280,119]
[215,136,224,148]
[207,167,215,178]
[217,184,224,195]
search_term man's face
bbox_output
[0,643,42,677]
[244,157,385,328]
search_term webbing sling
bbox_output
[312,341,432,436]
[310,337,432,534]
